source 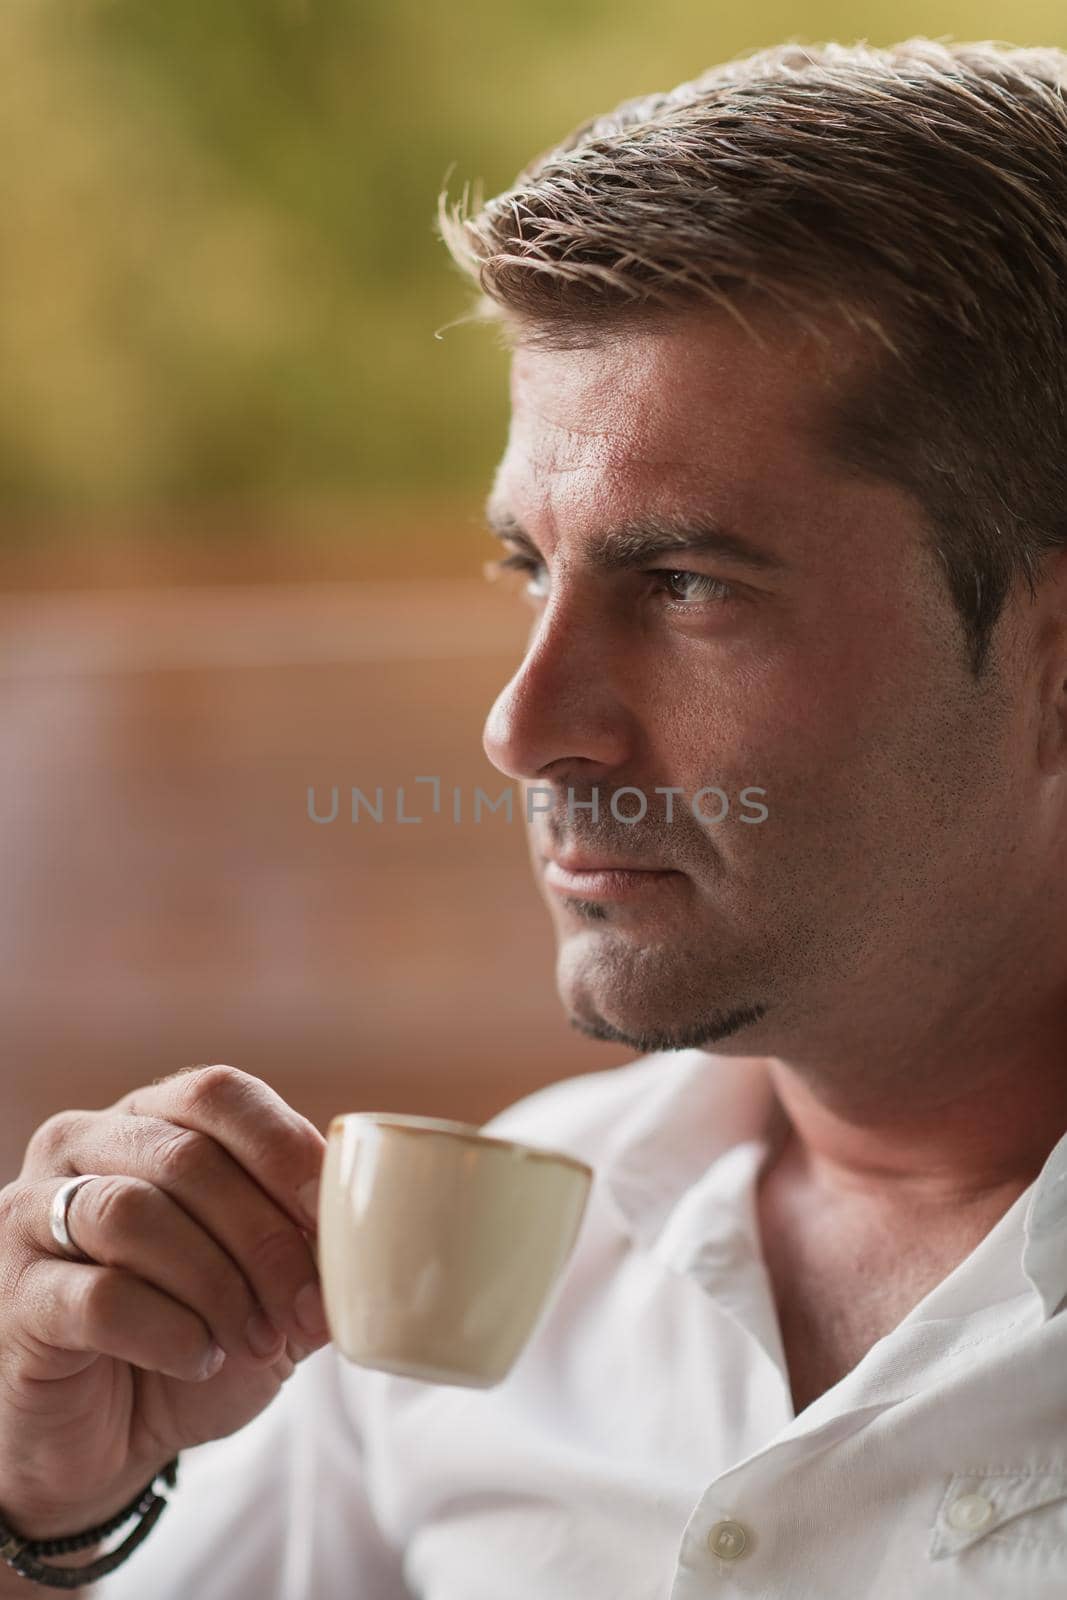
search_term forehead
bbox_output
[494,310,875,543]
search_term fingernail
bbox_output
[298,1178,320,1228]
[198,1343,226,1381]
[246,1309,284,1359]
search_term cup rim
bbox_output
[328,1111,594,1179]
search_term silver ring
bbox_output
[49,1175,102,1263]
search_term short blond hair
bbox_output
[440,38,1067,677]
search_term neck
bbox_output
[757,990,1067,1216]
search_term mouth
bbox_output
[540,852,683,902]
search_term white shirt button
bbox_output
[946,1493,994,1532]
[707,1519,750,1560]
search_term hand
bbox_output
[0,1064,329,1539]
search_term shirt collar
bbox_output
[598,1051,787,1249]
[1021,1129,1067,1319]
[598,1050,1067,1323]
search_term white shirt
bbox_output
[96,1050,1067,1599]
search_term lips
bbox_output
[543,851,670,873]
[540,852,682,903]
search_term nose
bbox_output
[482,596,633,782]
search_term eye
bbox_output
[655,570,735,607]
[483,552,549,602]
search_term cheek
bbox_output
[645,632,908,830]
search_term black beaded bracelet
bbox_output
[0,1457,179,1589]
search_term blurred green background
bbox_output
[5,0,1066,555]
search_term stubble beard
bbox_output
[554,916,768,1053]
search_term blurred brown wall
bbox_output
[0,565,633,1182]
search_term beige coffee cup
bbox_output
[317,1112,594,1388]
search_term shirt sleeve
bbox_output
[92,1345,413,1600]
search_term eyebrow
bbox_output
[484,504,789,575]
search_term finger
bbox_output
[19,1176,294,1369]
[23,1066,321,1234]
[118,1064,325,1236]
[16,1257,228,1385]
[24,1098,329,1353]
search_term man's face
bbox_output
[480,309,1043,1067]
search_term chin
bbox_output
[556,943,767,1054]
